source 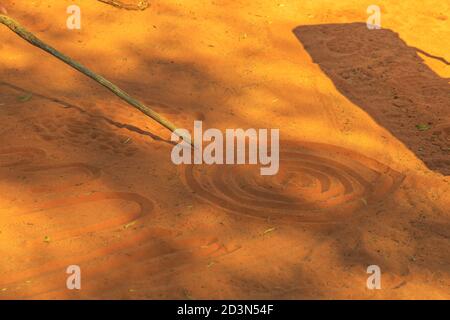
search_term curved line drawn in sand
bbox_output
[1,191,155,282]
[0,147,101,192]
[1,182,240,297]
[182,141,405,223]
[16,191,152,227]
[2,215,240,298]
[19,233,240,299]
[0,148,240,298]
[22,163,102,192]
[293,23,450,175]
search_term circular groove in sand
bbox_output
[182,142,405,223]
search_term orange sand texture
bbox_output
[0,0,449,299]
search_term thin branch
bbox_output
[0,14,192,145]
[97,0,150,10]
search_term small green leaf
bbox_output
[18,93,33,102]
[416,124,431,131]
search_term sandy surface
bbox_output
[0,0,449,299]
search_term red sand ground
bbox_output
[0,0,449,299]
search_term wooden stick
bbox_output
[97,0,150,10]
[0,14,191,144]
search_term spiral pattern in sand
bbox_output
[182,142,404,223]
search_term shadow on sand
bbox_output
[293,22,450,175]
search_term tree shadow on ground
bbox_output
[293,22,450,175]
